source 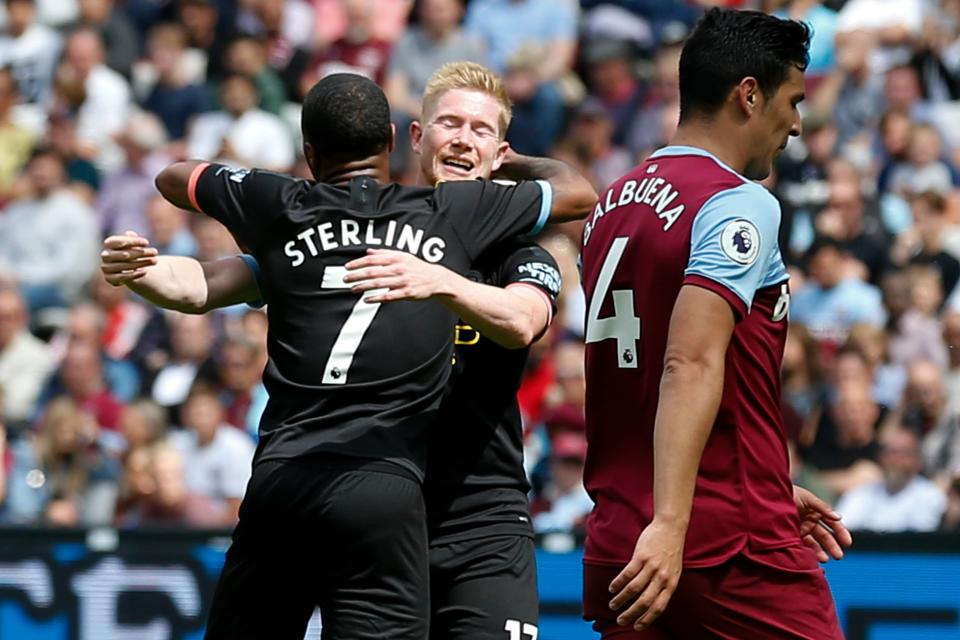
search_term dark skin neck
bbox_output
[305,141,392,186]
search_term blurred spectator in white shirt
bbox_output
[187,73,294,172]
[531,432,592,534]
[0,148,99,311]
[74,0,139,78]
[836,0,925,74]
[169,384,254,522]
[837,426,946,532]
[0,286,53,428]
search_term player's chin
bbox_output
[435,167,483,182]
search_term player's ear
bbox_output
[388,123,397,153]
[490,140,510,172]
[410,120,424,154]
[737,77,760,117]
[303,141,320,179]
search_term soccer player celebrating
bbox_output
[580,9,851,639]
[104,68,587,639]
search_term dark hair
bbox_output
[678,8,810,123]
[301,73,392,159]
[804,235,844,262]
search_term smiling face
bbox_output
[743,67,804,180]
[411,88,509,185]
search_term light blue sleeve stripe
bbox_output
[684,182,782,312]
[528,179,553,237]
[240,254,266,308]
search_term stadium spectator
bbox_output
[943,311,960,415]
[135,443,228,526]
[149,312,218,416]
[531,431,592,534]
[901,359,960,486]
[239,0,312,99]
[835,0,924,75]
[551,98,634,192]
[177,0,232,82]
[140,22,211,141]
[0,287,54,429]
[0,68,33,201]
[0,0,62,125]
[186,72,294,172]
[215,336,265,435]
[55,27,131,172]
[74,0,139,79]
[845,323,906,409]
[579,38,646,155]
[888,123,955,199]
[0,148,99,312]
[95,111,171,237]
[891,191,960,299]
[223,34,287,114]
[4,396,118,525]
[145,195,199,257]
[836,426,946,532]
[117,398,167,453]
[168,384,254,523]
[782,323,827,424]
[792,236,886,344]
[54,339,124,432]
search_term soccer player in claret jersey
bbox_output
[140,73,593,640]
[580,9,851,640]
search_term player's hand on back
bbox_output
[100,231,159,286]
[344,249,455,303]
[607,519,684,631]
[793,485,853,562]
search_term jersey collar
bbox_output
[649,145,747,182]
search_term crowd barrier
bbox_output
[0,528,957,639]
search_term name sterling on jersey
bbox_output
[284,218,447,267]
[582,175,685,247]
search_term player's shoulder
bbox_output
[700,180,781,224]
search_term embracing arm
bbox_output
[344,249,551,348]
[494,149,597,223]
[101,234,259,313]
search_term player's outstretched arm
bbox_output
[608,285,735,632]
[494,148,597,222]
[101,232,260,313]
[155,160,209,212]
[344,249,551,348]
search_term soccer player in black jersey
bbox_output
[105,64,570,639]
[120,73,594,639]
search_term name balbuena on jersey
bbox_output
[426,241,561,544]
[580,146,796,569]
[188,164,552,480]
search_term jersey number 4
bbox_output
[585,237,641,368]
[320,266,386,385]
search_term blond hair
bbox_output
[422,62,512,139]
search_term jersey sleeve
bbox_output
[188,162,308,252]
[683,182,784,320]
[498,243,562,319]
[435,179,552,261]
[239,254,266,308]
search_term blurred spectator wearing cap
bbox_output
[465,0,576,156]
[0,0,62,123]
[580,38,647,156]
[0,67,32,201]
[178,0,233,83]
[0,286,53,429]
[140,22,211,141]
[54,27,132,172]
[579,0,699,47]
[891,191,960,299]
[791,237,886,345]
[168,384,254,523]
[0,148,99,312]
[552,97,632,192]
[73,0,139,79]
[887,123,956,200]
[530,431,592,534]
[95,111,171,238]
[836,426,946,532]
[385,0,484,125]
[186,72,294,172]
[44,111,100,201]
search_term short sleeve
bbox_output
[684,183,784,319]
[499,243,562,318]
[436,179,552,262]
[189,162,309,252]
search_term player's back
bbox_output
[190,164,551,481]
[580,146,798,569]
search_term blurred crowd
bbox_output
[0,0,959,536]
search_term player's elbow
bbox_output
[661,348,723,384]
[552,177,598,222]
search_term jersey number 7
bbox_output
[585,237,641,368]
[320,266,386,384]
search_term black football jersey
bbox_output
[425,241,561,543]
[191,164,551,479]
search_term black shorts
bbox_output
[429,534,539,640]
[205,457,429,640]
